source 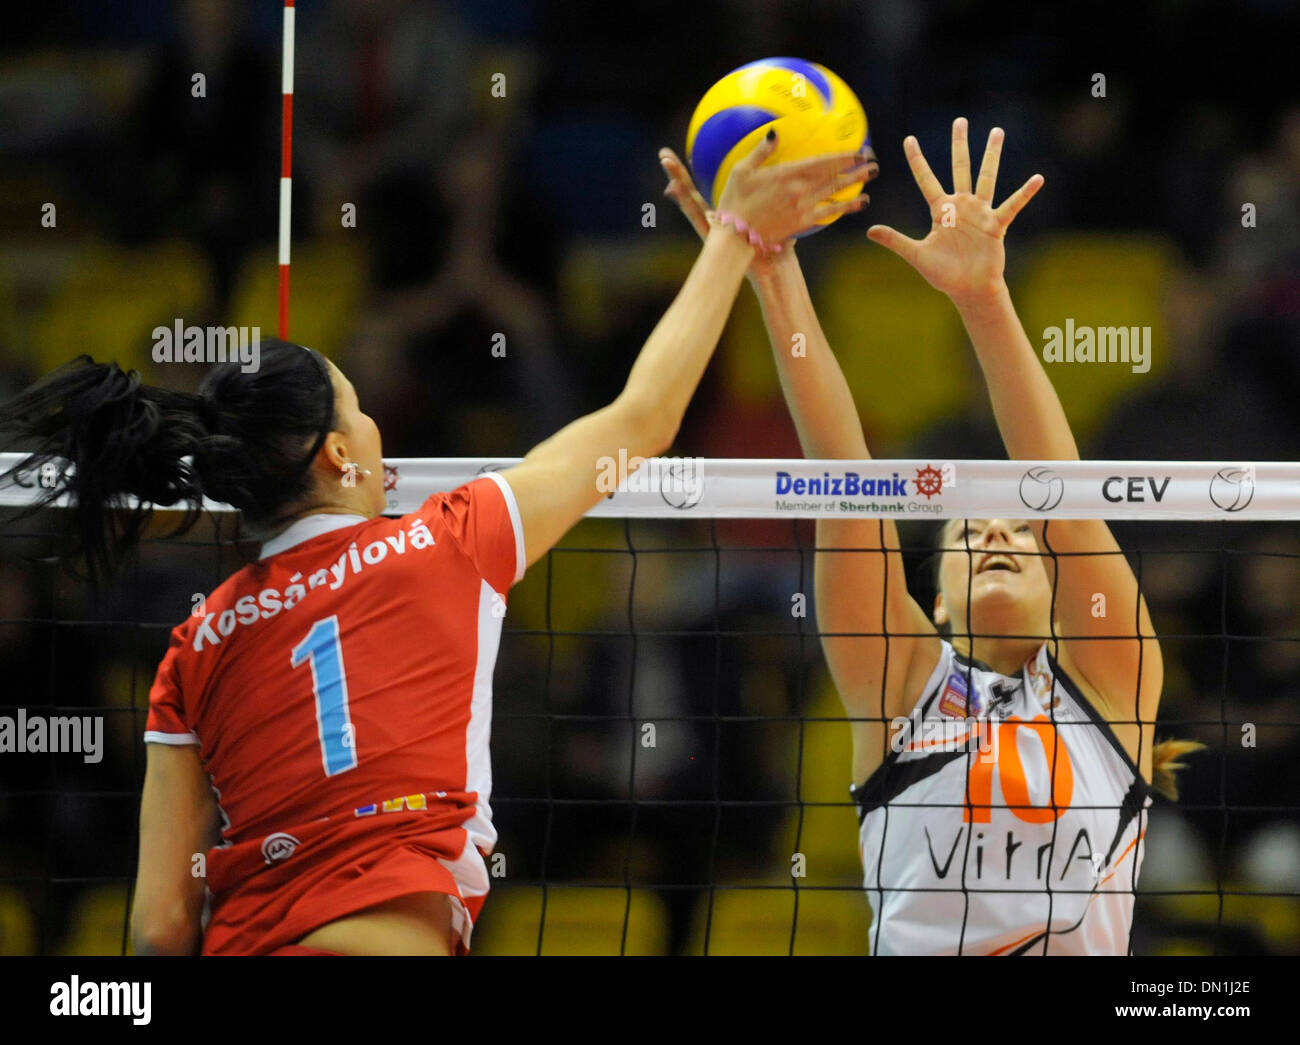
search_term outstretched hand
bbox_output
[867,118,1042,305]
[659,138,876,275]
[660,146,785,281]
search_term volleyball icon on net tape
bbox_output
[1019,466,1065,512]
[660,459,705,510]
[686,57,871,237]
[1209,466,1255,512]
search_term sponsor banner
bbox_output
[2,455,1298,521]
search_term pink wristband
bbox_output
[712,210,784,255]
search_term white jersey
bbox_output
[854,639,1151,955]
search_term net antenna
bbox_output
[278,0,296,340]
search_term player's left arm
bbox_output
[868,117,1162,723]
[130,742,221,955]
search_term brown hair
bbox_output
[1150,738,1206,801]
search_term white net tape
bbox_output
[2,454,1297,520]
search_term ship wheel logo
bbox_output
[914,464,944,500]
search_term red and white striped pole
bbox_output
[278,0,295,340]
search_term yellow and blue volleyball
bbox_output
[686,57,869,236]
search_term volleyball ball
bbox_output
[686,57,870,236]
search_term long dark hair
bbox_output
[0,340,336,593]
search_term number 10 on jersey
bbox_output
[292,615,358,776]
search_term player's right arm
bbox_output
[658,150,940,731]
[503,137,869,570]
[752,253,942,722]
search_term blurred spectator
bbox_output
[106,0,277,310]
[349,126,570,456]
[295,0,476,235]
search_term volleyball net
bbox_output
[0,455,1298,955]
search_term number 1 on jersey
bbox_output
[291,615,358,776]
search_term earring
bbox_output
[347,462,372,477]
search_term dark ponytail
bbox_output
[191,340,336,529]
[0,340,336,593]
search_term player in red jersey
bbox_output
[0,134,872,955]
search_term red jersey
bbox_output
[144,473,525,954]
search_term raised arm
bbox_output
[658,148,941,756]
[755,252,944,732]
[868,118,1162,725]
[504,136,867,569]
